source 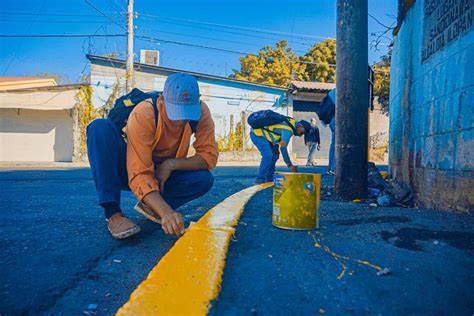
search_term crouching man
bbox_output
[87,73,218,239]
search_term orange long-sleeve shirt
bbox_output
[126,97,218,201]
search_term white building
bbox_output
[0,82,83,162]
[87,54,288,139]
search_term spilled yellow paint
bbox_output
[116,183,272,316]
[309,232,382,280]
[324,245,349,279]
[309,230,322,248]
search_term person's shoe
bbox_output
[133,202,162,224]
[106,213,141,239]
[306,162,312,166]
[326,170,335,175]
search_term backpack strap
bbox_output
[143,96,160,127]
[150,95,159,127]
[285,118,297,134]
[189,120,198,134]
[152,101,159,127]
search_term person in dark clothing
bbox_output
[314,88,336,174]
[304,118,321,166]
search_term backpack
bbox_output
[247,110,297,134]
[108,88,198,138]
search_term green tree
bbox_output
[301,38,336,83]
[372,51,391,114]
[231,40,307,87]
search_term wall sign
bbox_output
[422,0,474,62]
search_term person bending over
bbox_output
[250,117,310,183]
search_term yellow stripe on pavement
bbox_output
[116,183,272,316]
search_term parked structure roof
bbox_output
[0,77,57,91]
[0,84,84,110]
[288,81,335,93]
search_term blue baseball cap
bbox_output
[162,73,201,121]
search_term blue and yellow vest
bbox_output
[252,118,296,144]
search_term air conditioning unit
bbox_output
[140,50,160,66]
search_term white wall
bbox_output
[0,109,74,162]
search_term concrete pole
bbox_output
[335,0,369,200]
[125,0,134,93]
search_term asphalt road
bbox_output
[1,166,473,315]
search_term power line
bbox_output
[3,0,48,75]
[139,13,334,41]
[137,35,390,73]
[136,35,336,67]
[0,11,108,17]
[137,35,250,55]
[84,0,124,30]
[138,26,309,54]
[138,16,316,47]
[0,34,125,38]
[1,10,317,47]
[0,19,119,24]
[105,0,124,13]
[2,10,390,47]
[368,13,395,30]
[138,15,390,47]
[0,32,388,73]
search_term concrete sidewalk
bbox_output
[0,166,473,315]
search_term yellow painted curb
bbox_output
[116,183,272,316]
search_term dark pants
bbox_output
[86,119,214,210]
[250,131,279,182]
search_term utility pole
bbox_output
[125,0,134,93]
[335,0,369,200]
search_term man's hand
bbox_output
[317,144,321,151]
[156,159,176,191]
[161,210,185,236]
[291,165,298,173]
[143,191,184,237]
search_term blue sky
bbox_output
[0,0,397,83]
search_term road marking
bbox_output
[116,183,272,316]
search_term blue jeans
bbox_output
[87,119,214,210]
[328,116,336,171]
[307,142,318,164]
[250,131,279,182]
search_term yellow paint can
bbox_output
[272,172,321,230]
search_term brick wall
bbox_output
[389,0,474,213]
